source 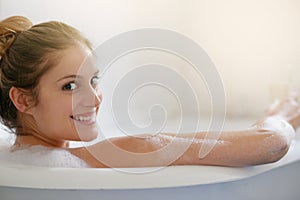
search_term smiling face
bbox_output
[28,43,102,144]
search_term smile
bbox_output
[71,112,96,125]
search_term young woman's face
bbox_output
[29,43,102,143]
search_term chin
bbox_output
[79,135,98,142]
[72,123,99,141]
[75,129,98,142]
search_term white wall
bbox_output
[1,0,300,118]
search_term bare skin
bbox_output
[69,96,300,168]
[14,95,300,168]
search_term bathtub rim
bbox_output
[0,156,299,190]
[1,135,300,190]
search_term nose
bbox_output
[80,86,102,109]
[94,89,102,108]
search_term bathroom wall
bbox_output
[1,0,300,119]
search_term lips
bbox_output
[71,112,96,125]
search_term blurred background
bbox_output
[1,0,300,120]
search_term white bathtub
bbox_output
[1,119,300,200]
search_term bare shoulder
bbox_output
[68,146,108,168]
[68,135,157,168]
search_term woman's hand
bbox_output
[265,93,300,129]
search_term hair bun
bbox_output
[0,16,32,60]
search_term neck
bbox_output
[14,134,69,149]
[14,114,69,149]
[14,114,69,148]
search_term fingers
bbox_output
[288,91,298,102]
[266,99,281,115]
[265,92,300,117]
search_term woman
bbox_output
[0,16,299,168]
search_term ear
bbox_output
[9,87,33,114]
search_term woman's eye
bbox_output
[63,82,77,91]
[90,76,100,88]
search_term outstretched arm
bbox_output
[71,96,300,168]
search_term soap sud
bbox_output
[0,129,15,151]
[158,134,226,145]
[0,145,89,168]
[0,126,89,168]
[255,116,295,144]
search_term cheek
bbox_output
[41,94,72,116]
[32,95,73,131]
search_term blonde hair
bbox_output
[0,16,92,133]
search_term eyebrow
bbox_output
[56,75,82,82]
[56,71,100,82]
